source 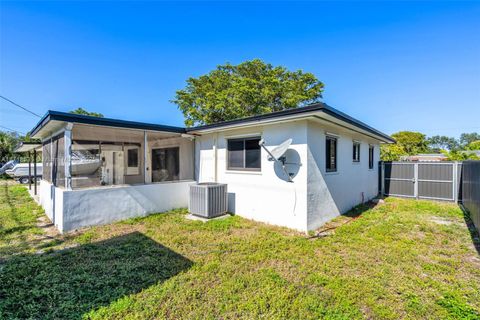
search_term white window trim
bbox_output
[368,144,375,170]
[226,136,262,172]
[326,135,338,173]
[353,141,361,163]
[125,145,140,175]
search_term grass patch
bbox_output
[0,181,479,319]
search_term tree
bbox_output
[70,108,104,118]
[390,131,428,155]
[427,135,459,152]
[173,59,324,126]
[0,131,32,164]
[380,144,406,161]
[459,132,480,148]
[466,140,480,151]
[442,150,479,161]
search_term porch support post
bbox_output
[64,123,73,190]
[50,137,53,182]
[28,151,32,190]
[33,149,37,195]
[144,130,148,184]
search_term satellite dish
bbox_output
[258,138,294,182]
[269,138,292,161]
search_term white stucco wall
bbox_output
[306,120,380,230]
[195,119,382,232]
[195,121,309,231]
[39,179,63,228]
[38,180,194,233]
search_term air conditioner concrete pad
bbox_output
[185,214,230,222]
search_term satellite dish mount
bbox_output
[258,138,294,182]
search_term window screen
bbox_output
[326,136,337,172]
[353,142,360,162]
[152,147,179,182]
[127,148,139,167]
[369,145,374,169]
[227,137,261,171]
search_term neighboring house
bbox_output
[401,153,448,162]
[18,103,394,233]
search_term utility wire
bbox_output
[0,125,26,135]
[0,95,42,118]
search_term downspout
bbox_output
[213,133,218,182]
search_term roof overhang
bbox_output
[30,111,186,140]
[187,103,395,143]
[14,142,42,153]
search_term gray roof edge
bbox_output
[186,103,395,143]
[29,110,186,137]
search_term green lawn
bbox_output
[0,181,479,319]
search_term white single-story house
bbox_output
[18,103,394,233]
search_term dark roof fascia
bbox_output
[30,110,186,137]
[187,103,395,143]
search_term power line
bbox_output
[0,95,42,118]
[0,125,26,135]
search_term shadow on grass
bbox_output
[460,205,480,256]
[0,231,193,319]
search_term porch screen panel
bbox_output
[152,147,179,182]
[71,141,102,189]
[42,140,51,183]
[51,134,65,187]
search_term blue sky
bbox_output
[1,1,479,138]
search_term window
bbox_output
[353,141,360,162]
[227,137,261,171]
[151,147,179,182]
[125,146,140,175]
[326,136,337,172]
[127,148,138,167]
[369,145,374,169]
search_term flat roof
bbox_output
[28,103,394,143]
[30,110,186,137]
[14,142,42,153]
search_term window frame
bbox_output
[353,141,361,163]
[151,146,180,182]
[125,145,140,175]
[368,145,374,170]
[325,135,338,173]
[226,136,262,172]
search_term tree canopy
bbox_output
[390,131,428,155]
[70,108,104,118]
[0,131,32,164]
[173,59,324,127]
[427,135,459,152]
[466,140,480,151]
[381,131,480,161]
[460,133,480,148]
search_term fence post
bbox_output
[414,163,419,199]
[453,162,458,203]
[381,161,385,197]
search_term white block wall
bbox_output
[195,121,309,231]
[306,120,380,230]
[38,180,194,232]
[195,120,381,232]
